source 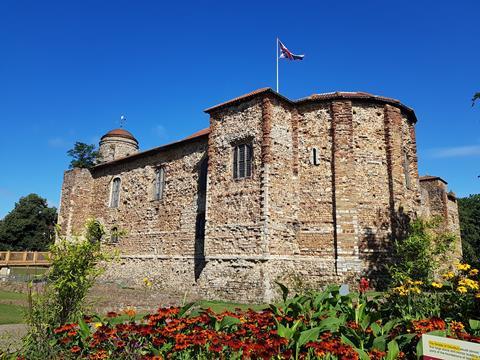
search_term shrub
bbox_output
[21,219,113,359]
[388,217,456,285]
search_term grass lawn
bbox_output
[0,304,25,325]
[0,290,27,325]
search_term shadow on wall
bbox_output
[194,156,208,281]
[361,206,411,289]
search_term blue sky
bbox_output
[1,0,479,218]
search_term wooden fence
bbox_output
[0,251,51,267]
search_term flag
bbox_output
[278,40,304,60]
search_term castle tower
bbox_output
[98,128,139,163]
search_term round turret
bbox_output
[98,128,139,163]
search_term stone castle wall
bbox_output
[57,90,461,303]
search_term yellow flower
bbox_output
[476,293,480,299]
[457,286,468,294]
[393,285,409,296]
[410,286,421,294]
[449,321,465,332]
[443,272,455,280]
[94,322,103,328]
[143,277,153,288]
[431,282,443,289]
[459,278,479,290]
[469,269,479,277]
[456,263,471,271]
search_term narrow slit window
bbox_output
[311,147,320,166]
[403,150,411,189]
[110,227,119,243]
[154,167,165,200]
[110,177,121,208]
[233,144,252,179]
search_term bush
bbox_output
[21,219,113,359]
[388,217,456,285]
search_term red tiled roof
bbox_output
[101,128,138,142]
[204,88,416,123]
[183,127,210,140]
[93,127,209,169]
[419,175,448,184]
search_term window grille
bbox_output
[154,167,165,200]
[110,178,121,208]
[233,144,252,179]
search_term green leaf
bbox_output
[318,316,344,332]
[469,319,480,330]
[219,315,241,329]
[416,337,423,360]
[275,281,290,302]
[178,302,196,318]
[340,334,357,349]
[297,327,321,348]
[355,347,371,360]
[78,318,91,340]
[372,335,387,351]
[386,340,399,360]
[370,322,381,337]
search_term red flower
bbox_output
[70,345,81,353]
[359,277,370,293]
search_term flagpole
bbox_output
[276,38,279,93]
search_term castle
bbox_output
[58,88,461,302]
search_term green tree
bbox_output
[0,194,57,251]
[458,194,480,267]
[388,217,456,285]
[472,92,480,106]
[67,141,100,169]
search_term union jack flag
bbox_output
[278,40,304,60]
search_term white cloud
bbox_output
[427,145,480,158]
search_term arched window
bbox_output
[233,143,252,179]
[110,227,119,243]
[110,177,121,208]
[154,167,165,201]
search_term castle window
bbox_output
[233,143,252,179]
[154,167,165,200]
[311,147,320,166]
[110,227,119,243]
[403,150,411,189]
[110,177,121,208]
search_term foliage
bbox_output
[458,194,480,268]
[21,219,113,359]
[388,217,456,285]
[36,279,480,359]
[0,193,57,251]
[67,141,100,169]
[382,262,480,323]
[473,92,480,106]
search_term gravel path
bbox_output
[0,324,27,353]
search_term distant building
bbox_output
[58,88,461,302]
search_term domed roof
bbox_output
[100,128,138,142]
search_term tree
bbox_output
[472,92,480,106]
[67,142,100,169]
[0,194,57,251]
[458,194,480,268]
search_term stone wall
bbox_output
[58,89,461,303]
[58,168,94,237]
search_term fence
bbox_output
[0,251,51,267]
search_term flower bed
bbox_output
[47,265,480,359]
